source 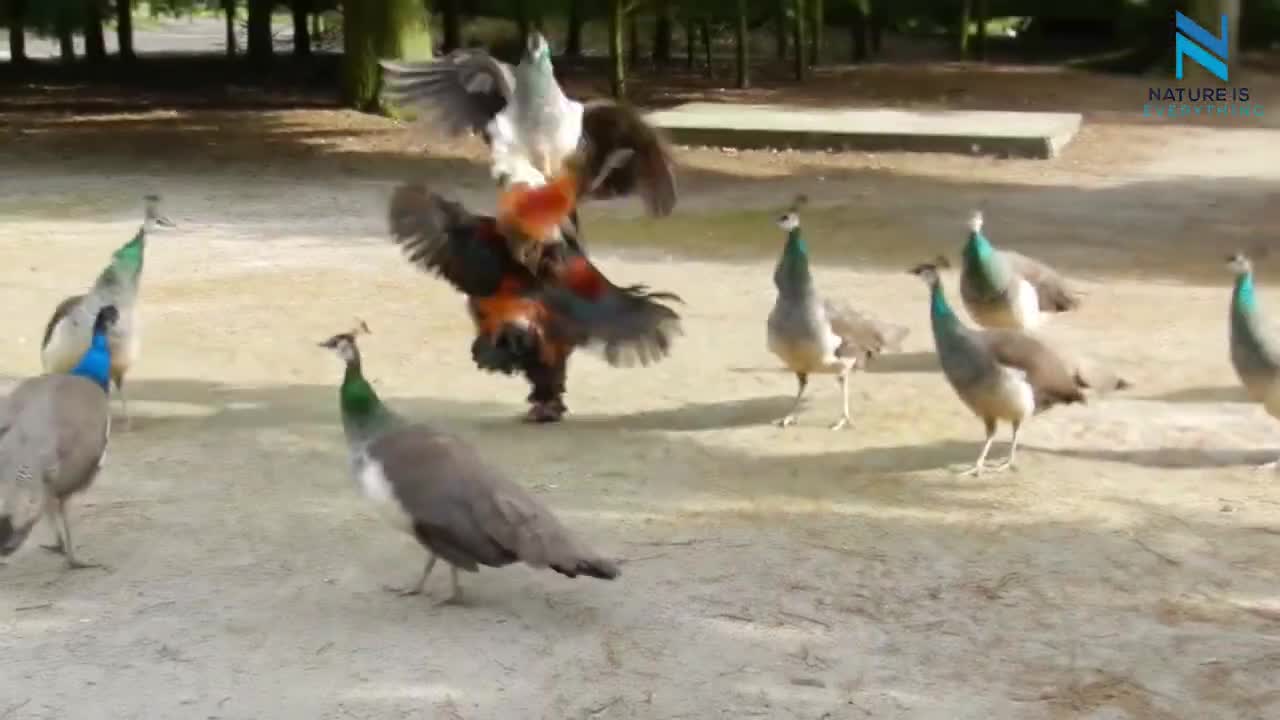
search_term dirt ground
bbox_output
[2,70,1280,720]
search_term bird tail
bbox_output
[551,554,621,580]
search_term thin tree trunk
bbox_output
[441,0,461,52]
[808,0,822,65]
[248,0,274,68]
[514,0,529,39]
[792,0,807,81]
[56,10,76,63]
[774,0,787,61]
[85,0,107,61]
[117,0,135,61]
[224,0,238,57]
[974,0,988,60]
[566,0,583,56]
[686,14,695,69]
[699,17,711,76]
[735,0,749,88]
[341,0,432,110]
[870,0,883,55]
[7,0,26,64]
[653,0,672,65]
[609,0,626,98]
[958,0,972,58]
[293,0,312,57]
[628,12,641,68]
[850,0,869,61]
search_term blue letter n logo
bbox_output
[1175,12,1229,82]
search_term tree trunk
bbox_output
[84,0,107,61]
[850,0,869,61]
[566,0,583,57]
[514,0,529,40]
[686,14,694,69]
[1183,0,1241,81]
[734,0,749,88]
[792,0,807,81]
[117,0,135,61]
[974,0,988,60]
[808,0,822,65]
[293,0,312,57]
[7,0,26,64]
[653,0,672,65]
[248,0,274,68]
[441,0,461,52]
[608,0,626,98]
[628,12,640,68]
[774,0,787,61]
[342,0,433,111]
[957,0,971,58]
[870,0,883,55]
[699,17,711,76]
[56,10,76,63]
[224,0,238,57]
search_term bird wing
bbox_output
[978,329,1087,407]
[1001,250,1080,313]
[379,51,516,139]
[823,298,909,359]
[369,425,617,578]
[578,101,677,217]
[387,182,529,297]
[42,294,85,350]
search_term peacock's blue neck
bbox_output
[774,228,813,296]
[929,282,962,336]
[1234,272,1258,315]
[70,332,113,391]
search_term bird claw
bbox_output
[524,402,565,424]
[381,584,423,598]
[957,464,985,477]
[988,459,1017,473]
[40,543,66,556]
[1253,460,1280,472]
[829,418,850,431]
[66,559,107,571]
[435,591,465,607]
[774,415,797,428]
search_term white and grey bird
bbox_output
[912,258,1127,475]
[766,196,907,430]
[1227,251,1280,470]
[41,194,175,428]
[1,305,118,569]
[379,32,676,225]
[959,210,1079,331]
[320,322,620,605]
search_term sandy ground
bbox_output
[3,87,1280,720]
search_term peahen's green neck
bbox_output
[340,360,397,444]
[1234,272,1258,316]
[774,228,814,297]
[929,281,963,337]
[96,228,146,291]
[962,231,1009,294]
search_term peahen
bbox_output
[766,196,907,430]
[912,257,1127,475]
[319,322,620,604]
[959,211,1079,330]
[0,305,118,569]
[41,194,176,428]
[379,32,677,226]
[1227,251,1280,470]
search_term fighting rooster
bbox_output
[387,160,682,423]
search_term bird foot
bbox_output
[957,464,985,477]
[774,415,797,428]
[987,459,1017,473]
[1253,459,1280,472]
[66,558,107,571]
[40,542,66,556]
[829,417,850,431]
[435,591,465,607]
[524,402,565,424]
[381,584,423,598]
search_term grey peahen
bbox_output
[912,258,1127,475]
[379,32,676,225]
[319,322,619,604]
[0,305,118,569]
[41,194,176,428]
[959,211,1079,331]
[767,196,908,430]
[1227,251,1280,470]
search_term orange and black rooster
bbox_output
[387,161,682,423]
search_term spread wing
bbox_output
[380,50,516,139]
[579,101,677,217]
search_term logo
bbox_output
[1175,11,1228,82]
[1142,12,1263,120]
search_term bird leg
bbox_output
[384,554,438,597]
[113,374,131,431]
[989,421,1021,473]
[960,419,999,476]
[436,566,465,607]
[775,372,809,428]
[829,369,852,431]
[41,500,102,570]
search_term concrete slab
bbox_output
[646,102,1083,159]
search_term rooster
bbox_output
[387,165,682,423]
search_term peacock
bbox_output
[379,31,677,229]
[319,321,620,604]
[912,257,1127,475]
[41,194,176,428]
[959,210,1079,331]
[1227,251,1280,470]
[766,196,907,429]
[1,305,118,569]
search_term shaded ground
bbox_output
[1,73,1280,719]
